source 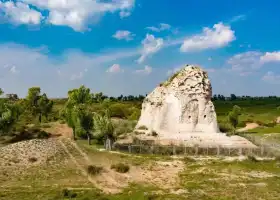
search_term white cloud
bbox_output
[135,65,152,74]
[0,1,43,25]
[70,72,83,81]
[137,34,164,63]
[227,50,280,76]
[208,57,212,61]
[106,64,123,73]
[230,14,246,23]
[112,30,135,41]
[260,51,280,63]
[146,23,171,32]
[120,10,131,18]
[166,67,181,76]
[227,51,263,76]
[0,0,135,31]
[180,23,235,52]
[262,71,280,84]
[10,66,19,73]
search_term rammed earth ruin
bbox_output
[136,65,219,134]
[130,65,256,148]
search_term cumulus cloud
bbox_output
[146,23,171,32]
[227,51,280,76]
[137,34,163,63]
[70,71,83,81]
[10,66,19,74]
[112,30,135,41]
[120,10,131,18]
[0,1,43,25]
[227,51,263,72]
[262,71,280,84]
[135,65,152,74]
[106,64,124,73]
[260,51,280,63]
[0,43,143,97]
[0,0,135,31]
[180,23,235,52]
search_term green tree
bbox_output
[93,110,115,149]
[62,85,93,141]
[228,105,241,133]
[72,105,93,145]
[25,87,41,118]
[38,93,53,122]
[0,90,19,135]
[0,88,3,96]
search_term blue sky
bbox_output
[0,0,280,97]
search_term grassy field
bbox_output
[1,138,280,200]
[1,98,280,199]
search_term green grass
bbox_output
[247,125,280,134]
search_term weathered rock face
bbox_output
[135,65,219,135]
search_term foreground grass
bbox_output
[1,139,280,200]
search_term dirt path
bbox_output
[59,138,125,194]
[237,123,259,132]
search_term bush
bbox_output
[264,122,276,127]
[183,156,196,163]
[114,120,135,136]
[247,155,259,162]
[138,125,148,130]
[111,163,130,173]
[218,122,232,133]
[28,157,38,163]
[87,165,103,176]
[128,109,141,120]
[237,121,246,127]
[61,188,78,198]
[40,124,51,128]
[151,131,158,137]
[109,104,129,118]
[37,130,51,139]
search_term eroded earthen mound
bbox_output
[136,65,219,135]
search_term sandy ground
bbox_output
[237,123,259,132]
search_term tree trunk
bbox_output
[87,133,91,145]
[73,128,76,140]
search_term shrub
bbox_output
[40,124,51,128]
[237,121,246,127]
[264,122,276,127]
[58,119,66,124]
[37,130,51,139]
[134,131,145,135]
[109,104,129,118]
[247,155,259,162]
[87,165,103,176]
[114,120,135,136]
[245,118,254,123]
[183,156,196,163]
[255,120,264,126]
[61,188,78,198]
[28,157,38,163]
[218,122,232,133]
[151,131,158,137]
[138,125,148,130]
[128,109,141,120]
[111,163,130,173]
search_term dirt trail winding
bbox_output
[237,123,259,132]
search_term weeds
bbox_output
[111,163,130,173]
[87,165,103,176]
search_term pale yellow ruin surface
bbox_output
[134,65,256,148]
